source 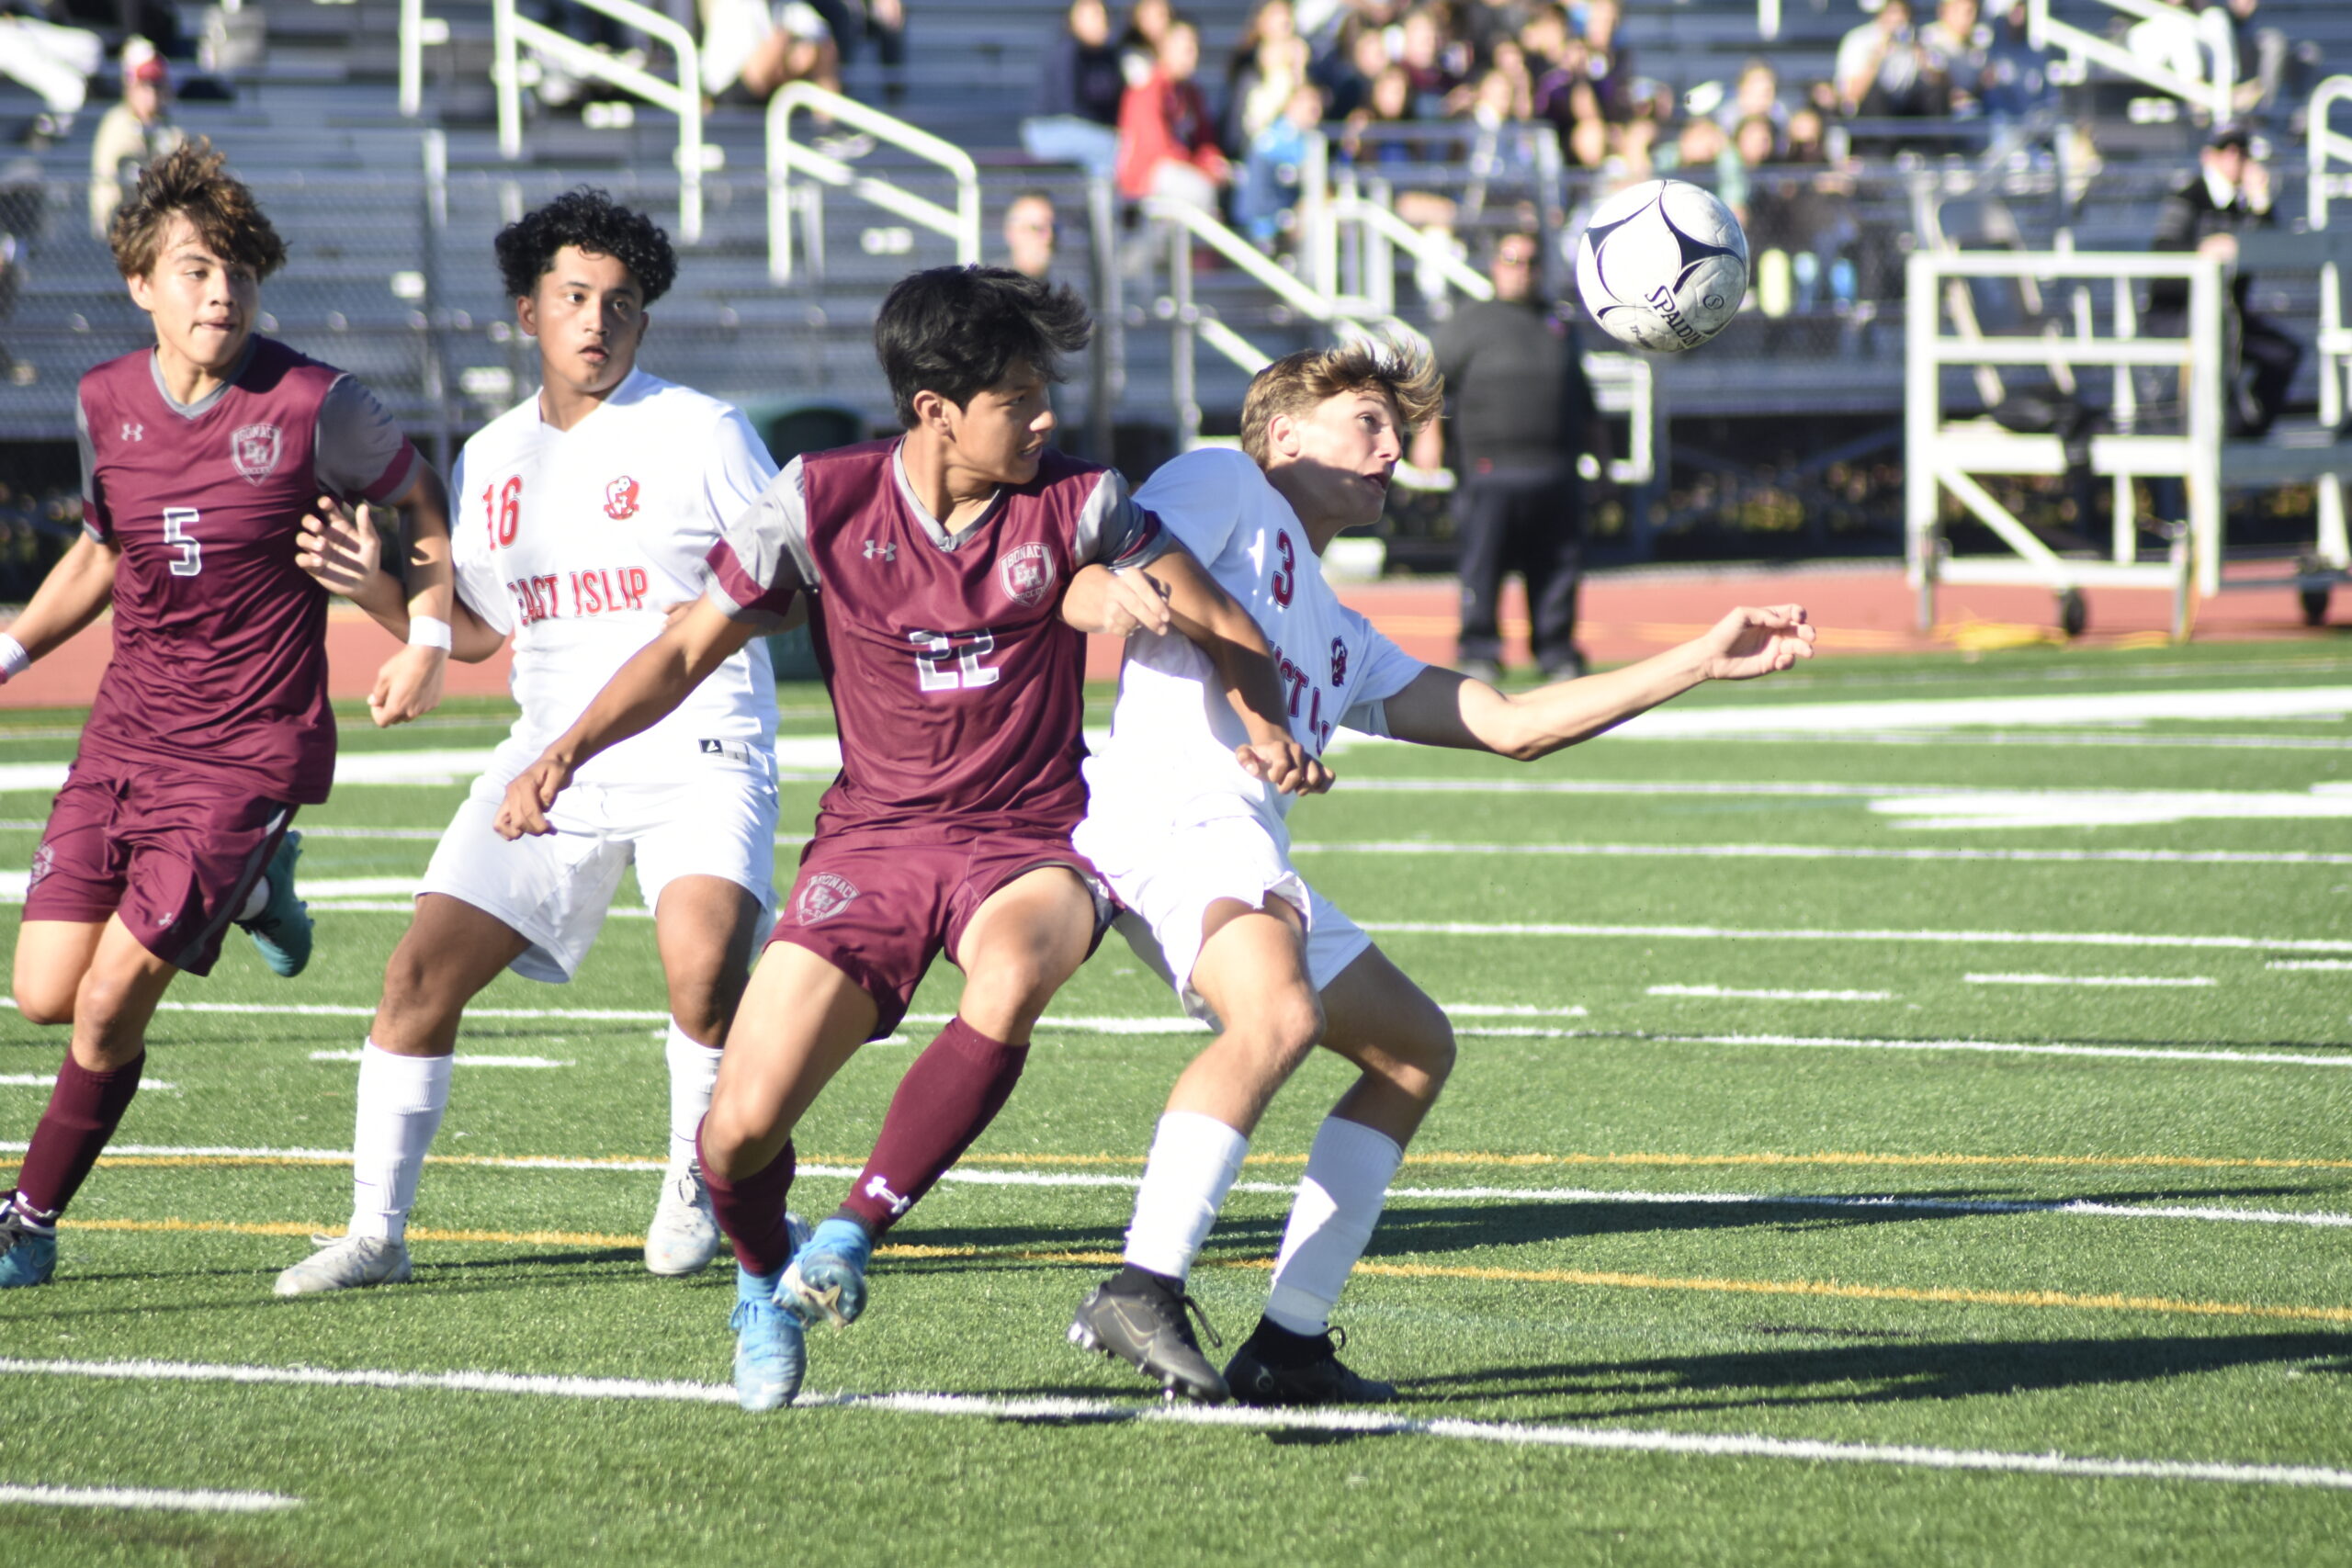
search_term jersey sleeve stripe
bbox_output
[703,537,798,620]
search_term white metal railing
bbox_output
[1906,249,2230,637]
[398,0,450,118]
[492,0,709,242]
[2028,0,2234,121]
[2313,76,2352,231]
[766,82,979,285]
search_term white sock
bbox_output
[347,1041,452,1243]
[236,877,270,922]
[1264,1115,1404,1336]
[1122,1111,1250,1281]
[664,1022,723,1170]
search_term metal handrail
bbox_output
[491,0,708,242]
[1905,248,2224,636]
[766,81,980,285]
[2313,76,2352,231]
[2027,0,2233,121]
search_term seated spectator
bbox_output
[1023,0,1126,180]
[807,0,904,76]
[0,0,103,142]
[1221,0,1310,155]
[1315,17,1391,121]
[1341,62,1416,164]
[1001,188,1059,278]
[1978,0,2052,122]
[1237,80,1326,247]
[2148,124,2298,436]
[1659,114,1744,213]
[1919,0,1987,115]
[1834,0,1946,117]
[701,0,842,103]
[1713,57,1786,135]
[1115,17,1228,213]
[88,42,181,241]
[1396,6,1464,118]
[1580,0,1632,119]
[1118,0,1172,87]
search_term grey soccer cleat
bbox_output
[274,1234,412,1297]
[1069,1273,1228,1404]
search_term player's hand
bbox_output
[1235,739,1333,795]
[1092,567,1176,638]
[1697,604,1816,681]
[656,600,697,631]
[494,756,573,839]
[369,642,447,728]
[296,495,382,597]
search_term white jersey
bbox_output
[452,369,780,787]
[1082,446,1425,832]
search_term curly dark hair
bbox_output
[108,139,288,282]
[874,265,1092,427]
[493,188,677,304]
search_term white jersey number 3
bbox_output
[910,629,1001,692]
[162,507,201,577]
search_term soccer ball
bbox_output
[1573,179,1749,354]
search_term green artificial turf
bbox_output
[3,642,2350,1565]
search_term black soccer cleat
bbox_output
[1224,1321,1396,1407]
[1069,1272,1229,1404]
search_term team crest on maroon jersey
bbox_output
[604,476,639,520]
[997,542,1056,607]
[231,423,283,485]
[794,872,860,924]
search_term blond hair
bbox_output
[1238,333,1444,467]
[108,139,287,282]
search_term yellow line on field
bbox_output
[85,1148,2352,1174]
[61,1221,2352,1325]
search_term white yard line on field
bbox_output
[0,1483,300,1513]
[1,1073,174,1089]
[1361,921,2352,954]
[1293,840,2352,867]
[1648,986,1894,1001]
[1963,975,2217,988]
[307,1052,572,1068]
[4,1358,2347,1492]
[14,1144,2348,1230]
[2267,960,2352,972]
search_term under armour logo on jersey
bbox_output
[862,1175,912,1216]
[863,539,897,562]
[120,423,142,442]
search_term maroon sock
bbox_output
[10,1052,145,1222]
[699,1122,798,1276]
[841,1018,1027,1238]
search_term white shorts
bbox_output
[420,765,779,984]
[1077,808,1371,1024]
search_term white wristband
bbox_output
[0,634,28,681]
[407,615,453,651]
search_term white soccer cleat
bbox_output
[645,1160,723,1277]
[274,1234,412,1297]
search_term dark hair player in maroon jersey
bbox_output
[0,141,456,1291]
[495,265,1321,1410]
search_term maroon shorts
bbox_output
[770,827,1114,1038]
[22,759,297,977]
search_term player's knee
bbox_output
[1404,1014,1458,1094]
[13,987,73,1028]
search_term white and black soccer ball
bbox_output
[1572,179,1749,354]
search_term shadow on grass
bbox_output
[1396,1332,2352,1418]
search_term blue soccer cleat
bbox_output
[239,830,312,978]
[781,1215,872,1327]
[0,1202,57,1288]
[729,1265,805,1412]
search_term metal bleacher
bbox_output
[2,0,2350,558]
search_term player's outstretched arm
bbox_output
[295,500,504,661]
[0,534,121,682]
[1382,604,1815,761]
[1061,562,1175,638]
[365,468,457,728]
[1129,548,1333,796]
[494,592,762,838]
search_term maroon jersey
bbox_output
[74,337,420,804]
[707,439,1166,837]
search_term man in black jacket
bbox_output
[1414,230,1609,682]
[2149,124,2301,436]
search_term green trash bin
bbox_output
[738,399,871,682]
